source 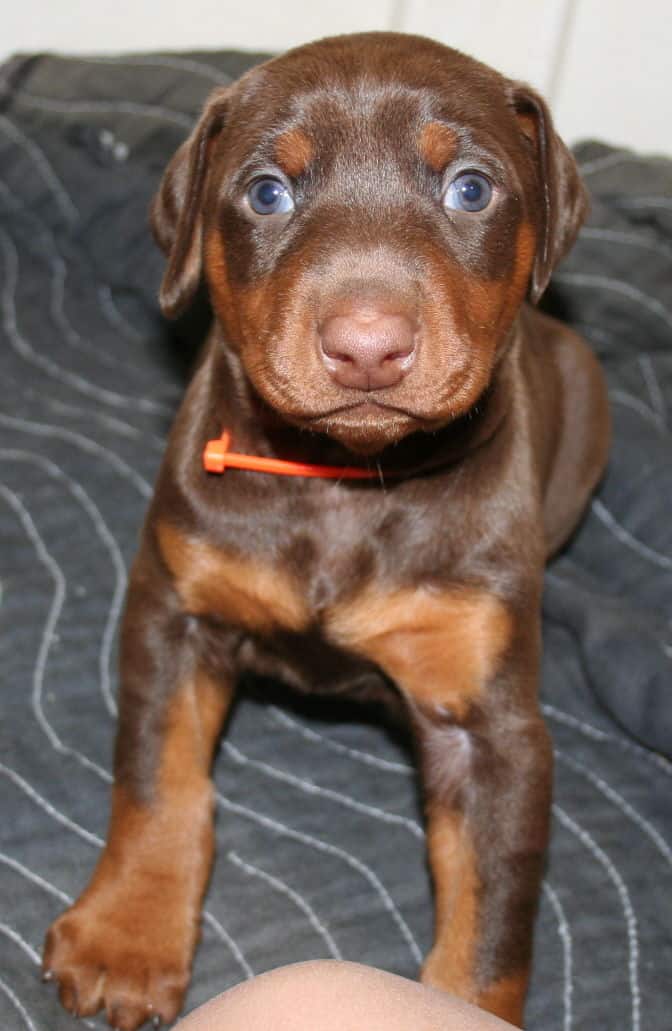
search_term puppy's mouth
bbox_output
[301,399,430,454]
[305,399,420,422]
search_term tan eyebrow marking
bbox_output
[418,122,458,172]
[274,129,314,178]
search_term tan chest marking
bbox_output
[326,584,511,717]
[157,522,310,633]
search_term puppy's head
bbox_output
[152,33,586,454]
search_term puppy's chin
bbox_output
[305,404,419,456]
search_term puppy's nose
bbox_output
[320,312,416,390]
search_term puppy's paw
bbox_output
[43,895,194,1030]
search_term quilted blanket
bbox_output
[0,49,670,1031]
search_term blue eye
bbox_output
[443,172,493,212]
[247,177,294,216]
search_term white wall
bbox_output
[3,0,671,153]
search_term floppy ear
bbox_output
[151,88,230,319]
[510,85,589,303]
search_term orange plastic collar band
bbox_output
[203,431,381,479]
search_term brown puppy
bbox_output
[43,32,610,1031]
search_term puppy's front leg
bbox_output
[417,701,552,1029]
[43,553,234,1031]
[328,583,551,1028]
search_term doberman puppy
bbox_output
[43,32,610,1030]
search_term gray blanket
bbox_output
[0,50,670,1031]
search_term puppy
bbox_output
[43,31,610,1030]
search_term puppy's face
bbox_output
[154,33,587,454]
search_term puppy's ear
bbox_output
[510,85,588,303]
[151,89,230,319]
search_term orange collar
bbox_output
[203,430,381,479]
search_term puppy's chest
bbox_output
[157,498,415,635]
[157,494,511,706]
